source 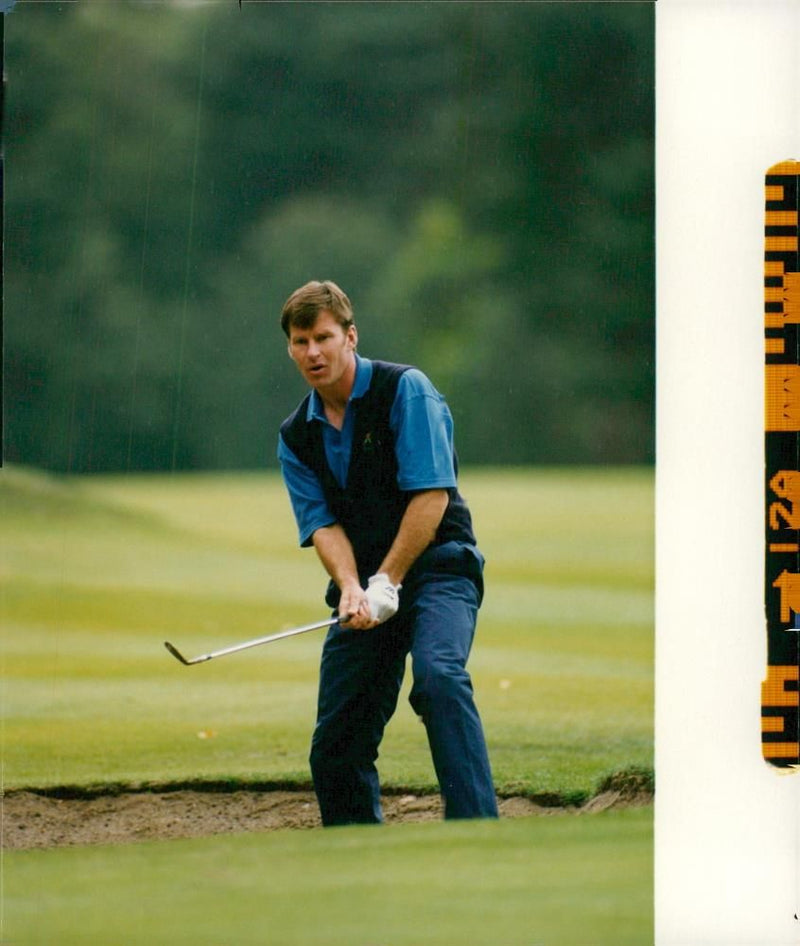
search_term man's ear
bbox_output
[347,324,358,350]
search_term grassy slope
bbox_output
[3,809,652,946]
[1,466,654,946]
[1,465,653,799]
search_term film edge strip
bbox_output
[763,159,800,769]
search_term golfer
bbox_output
[278,280,498,826]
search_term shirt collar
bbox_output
[305,355,373,422]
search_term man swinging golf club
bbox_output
[278,280,498,826]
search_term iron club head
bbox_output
[164,641,209,666]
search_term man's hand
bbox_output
[365,573,401,624]
[337,580,373,629]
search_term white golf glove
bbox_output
[365,573,401,624]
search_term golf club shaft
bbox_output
[165,616,338,665]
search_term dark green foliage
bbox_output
[4,2,654,471]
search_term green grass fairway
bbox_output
[1,465,653,945]
[1,465,653,798]
[3,809,652,946]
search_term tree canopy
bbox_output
[4,1,654,472]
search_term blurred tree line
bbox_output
[4,1,654,473]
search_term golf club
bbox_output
[164,616,338,666]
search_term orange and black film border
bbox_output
[763,160,800,768]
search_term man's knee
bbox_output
[409,658,474,717]
[310,723,380,776]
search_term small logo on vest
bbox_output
[362,431,374,453]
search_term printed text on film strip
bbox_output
[763,160,800,767]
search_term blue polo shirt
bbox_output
[278,356,458,546]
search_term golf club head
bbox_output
[164,641,208,666]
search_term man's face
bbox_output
[287,309,357,392]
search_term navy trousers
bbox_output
[309,543,498,826]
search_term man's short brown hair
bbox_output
[280,281,354,337]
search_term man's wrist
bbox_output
[369,572,402,590]
[336,574,362,596]
[375,566,404,587]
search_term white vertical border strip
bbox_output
[656,1,799,943]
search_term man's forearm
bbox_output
[378,489,449,586]
[312,523,372,625]
[312,523,361,593]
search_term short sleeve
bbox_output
[277,433,336,546]
[390,369,458,491]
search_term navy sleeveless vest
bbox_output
[280,361,476,589]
